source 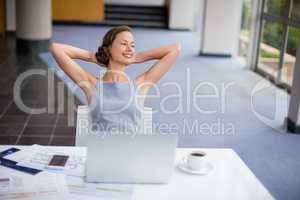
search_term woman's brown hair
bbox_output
[95,25,132,67]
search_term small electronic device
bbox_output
[47,155,69,170]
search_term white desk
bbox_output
[0,146,274,200]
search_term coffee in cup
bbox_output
[186,151,207,170]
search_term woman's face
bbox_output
[109,31,135,66]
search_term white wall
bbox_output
[6,0,16,31]
[105,0,166,6]
[201,0,242,56]
[168,0,195,30]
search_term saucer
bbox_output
[177,158,213,175]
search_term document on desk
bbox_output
[4,145,41,162]
[0,171,68,199]
[66,176,134,200]
[7,145,86,177]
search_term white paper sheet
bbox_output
[0,170,68,199]
[66,176,134,200]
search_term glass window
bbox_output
[281,27,300,85]
[264,0,290,16]
[291,0,300,21]
[257,21,284,78]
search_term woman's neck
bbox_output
[102,70,129,82]
[103,61,129,82]
[107,60,126,71]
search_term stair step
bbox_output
[104,5,168,28]
[105,5,167,15]
[105,13,166,21]
[101,19,168,28]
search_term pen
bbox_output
[69,184,129,193]
[96,187,129,193]
[0,177,9,182]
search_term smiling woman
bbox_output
[50,25,181,103]
[50,25,180,132]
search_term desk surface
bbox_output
[0,146,274,200]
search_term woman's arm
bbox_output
[134,43,180,63]
[51,43,99,64]
[49,43,98,102]
[135,43,181,88]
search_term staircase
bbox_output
[103,4,168,28]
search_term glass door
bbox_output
[239,0,254,60]
[254,0,300,90]
[257,20,284,79]
[281,27,300,85]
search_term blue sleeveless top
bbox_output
[88,79,143,133]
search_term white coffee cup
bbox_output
[185,151,207,170]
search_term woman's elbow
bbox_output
[49,42,62,54]
[176,43,182,52]
[49,43,56,53]
[173,43,181,54]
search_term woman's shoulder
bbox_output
[134,75,144,86]
[134,76,152,95]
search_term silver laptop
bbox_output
[85,132,177,184]
[75,105,177,183]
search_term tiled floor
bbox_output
[0,35,79,146]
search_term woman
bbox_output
[50,26,181,132]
